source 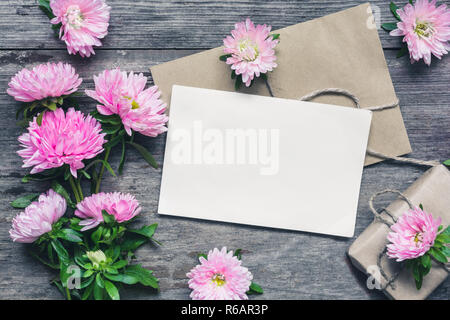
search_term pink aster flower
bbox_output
[187,247,253,300]
[18,108,106,178]
[75,192,142,231]
[9,189,67,243]
[85,69,168,137]
[387,207,441,262]
[390,0,450,65]
[223,18,279,86]
[50,0,111,57]
[7,62,82,103]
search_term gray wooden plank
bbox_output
[1,0,408,50]
[0,49,449,299]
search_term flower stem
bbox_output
[69,175,81,203]
[65,286,71,300]
[76,178,84,201]
[95,146,111,194]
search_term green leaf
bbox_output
[105,245,121,262]
[39,0,55,19]
[104,130,125,148]
[96,273,105,288]
[36,110,45,126]
[247,282,264,295]
[106,267,119,275]
[104,280,120,300]
[124,265,159,289]
[101,160,117,177]
[271,33,280,40]
[70,217,83,232]
[51,239,69,265]
[118,137,126,175]
[104,273,138,285]
[80,275,95,289]
[127,142,158,169]
[442,246,450,257]
[443,159,450,166]
[420,253,431,269]
[121,236,147,252]
[10,194,39,208]
[51,181,75,208]
[429,247,448,264]
[234,248,242,260]
[44,101,57,111]
[102,210,116,225]
[59,262,74,288]
[82,281,94,300]
[411,262,423,290]
[93,280,104,300]
[27,247,59,269]
[231,70,236,79]
[56,228,83,243]
[80,170,91,180]
[83,159,116,177]
[101,124,121,135]
[83,269,94,278]
[396,45,409,58]
[91,226,104,243]
[415,275,423,290]
[198,253,208,260]
[390,2,401,21]
[235,75,242,90]
[91,112,122,125]
[442,226,450,237]
[219,54,232,62]
[112,260,128,270]
[381,22,398,31]
[128,224,158,239]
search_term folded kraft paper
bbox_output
[348,165,450,300]
[150,3,412,166]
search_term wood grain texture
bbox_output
[0,0,449,300]
[0,47,448,299]
[2,0,406,50]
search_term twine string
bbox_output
[263,79,441,167]
[369,189,414,289]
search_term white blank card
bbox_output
[158,85,372,237]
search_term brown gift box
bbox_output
[348,165,450,300]
[150,3,412,166]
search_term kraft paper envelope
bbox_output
[158,85,372,237]
[151,3,411,166]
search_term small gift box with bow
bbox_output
[348,165,450,300]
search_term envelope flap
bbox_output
[151,3,412,165]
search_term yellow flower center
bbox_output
[124,96,140,109]
[238,39,259,62]
[211,273,226,287]
[414,20,434,38]
[65,5,84,29]
[414,232,424,246]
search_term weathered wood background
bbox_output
[0,0,449,300]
